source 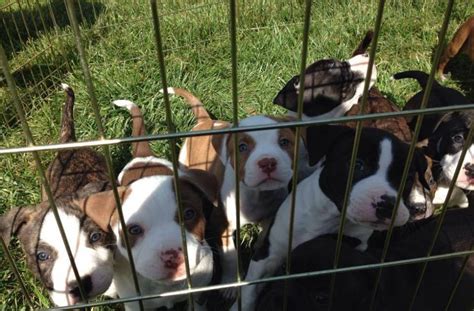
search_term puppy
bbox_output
[437,16,474,79]
[0,84,115,307]
[273,43,376,120]
[257,205,474,311]
[79,100,225,310]
[230,125,426,311]
[274,31,436,220]
[395,70,474,207]
[170,87,312,291]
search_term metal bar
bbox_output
[2,104,474,155]
[443,246,474,311]
[228,0,242,309]
[283,0,312,310]
[50,249,474,310]
[1,237,34,308]
[0,43,88,303]
[408,123,474,310]
[150,0,195,309]
[327,1,385,310]
[368,1,455,308]
[64,1,144,310]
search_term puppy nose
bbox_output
[464,163,474,177]
[408,203,427,216]
[68,275,92,299]
[258,157,277,174]
[160,248,184,270]
[373,195,396,220]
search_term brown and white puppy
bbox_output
[0,84,115,307]
[81,100,225,310]
[170,87,313,295]
[437,15,474,79]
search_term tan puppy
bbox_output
[437,15,474,79]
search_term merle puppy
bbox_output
[0,84,115,306]
[395,70,474,207]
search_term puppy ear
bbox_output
[413,150,433,191]
[179,169,219,220]
[209,121,232,162]
[74,187,129,232]
[119,160,173,186]
[0,206,39,246]
[273,75,299,111]
[306,125,354,166]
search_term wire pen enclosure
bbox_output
[1,0,473,310]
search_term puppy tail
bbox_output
[163,87,211,122]
[113,100,154,158]
[351,30,374,57]
[59,83,76,143]
[392,70,442,89]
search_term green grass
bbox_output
[1,0,473,309]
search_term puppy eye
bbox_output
[89,232,102,243]
[36,251,50,262]
[279,138,290,147]
[183,208,196,221]
[128,224,143,235]
[354,159,365,171]
[452,134,464,144]
[239,143,248,153]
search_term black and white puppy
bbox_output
[273,53,376,120]
[230,125,428,311]
[395,70,474,207]
[257,206,474,311]
[0,84,115,306]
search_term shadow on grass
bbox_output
[0,0,105,58]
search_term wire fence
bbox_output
[1,0,473,310]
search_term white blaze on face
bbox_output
[347,139,410,229]
[40,210,113,306]
[441,144,474,190]
[115,176,213,284]
[238,116,293,190]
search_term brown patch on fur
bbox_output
[175,181,207,241]
[227,133,256,182]
[277,128,297,160]
[119,161,173,186]
[180,120,230,187]
[75,187,131,232]
[128,105,154,158]
[343,87,413,142]
[438,16,474,76]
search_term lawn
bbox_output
[0,0,473,309]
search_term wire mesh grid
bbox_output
[1,0,473,310]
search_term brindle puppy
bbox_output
[0,84,115,307]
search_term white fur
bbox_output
[60,83,71,91]
[441,145,474,191]
[230,139,410,311]
[113,99,137,111]
[40,210,114,306]
[112,174,213,310]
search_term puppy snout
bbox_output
[373,195,396,220]
[464,163,474,178]
[68,275,92,299]
[258,157,277,174]
[160,248,184,270]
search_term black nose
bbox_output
[68,275,92,299]
[464,163,474,178]
[408,203,427,216]
[373,195,396,220]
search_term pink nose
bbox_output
[160,248,184,270]
[258,157,277,174]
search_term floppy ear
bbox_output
[74,187,129,232]
[273,75,299,111]
[209,121,232,162]
[119,161,173,186]
[306,125,354,166]
[413,150,434,191]
[0,206,39,246]
[179,169,220,220]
